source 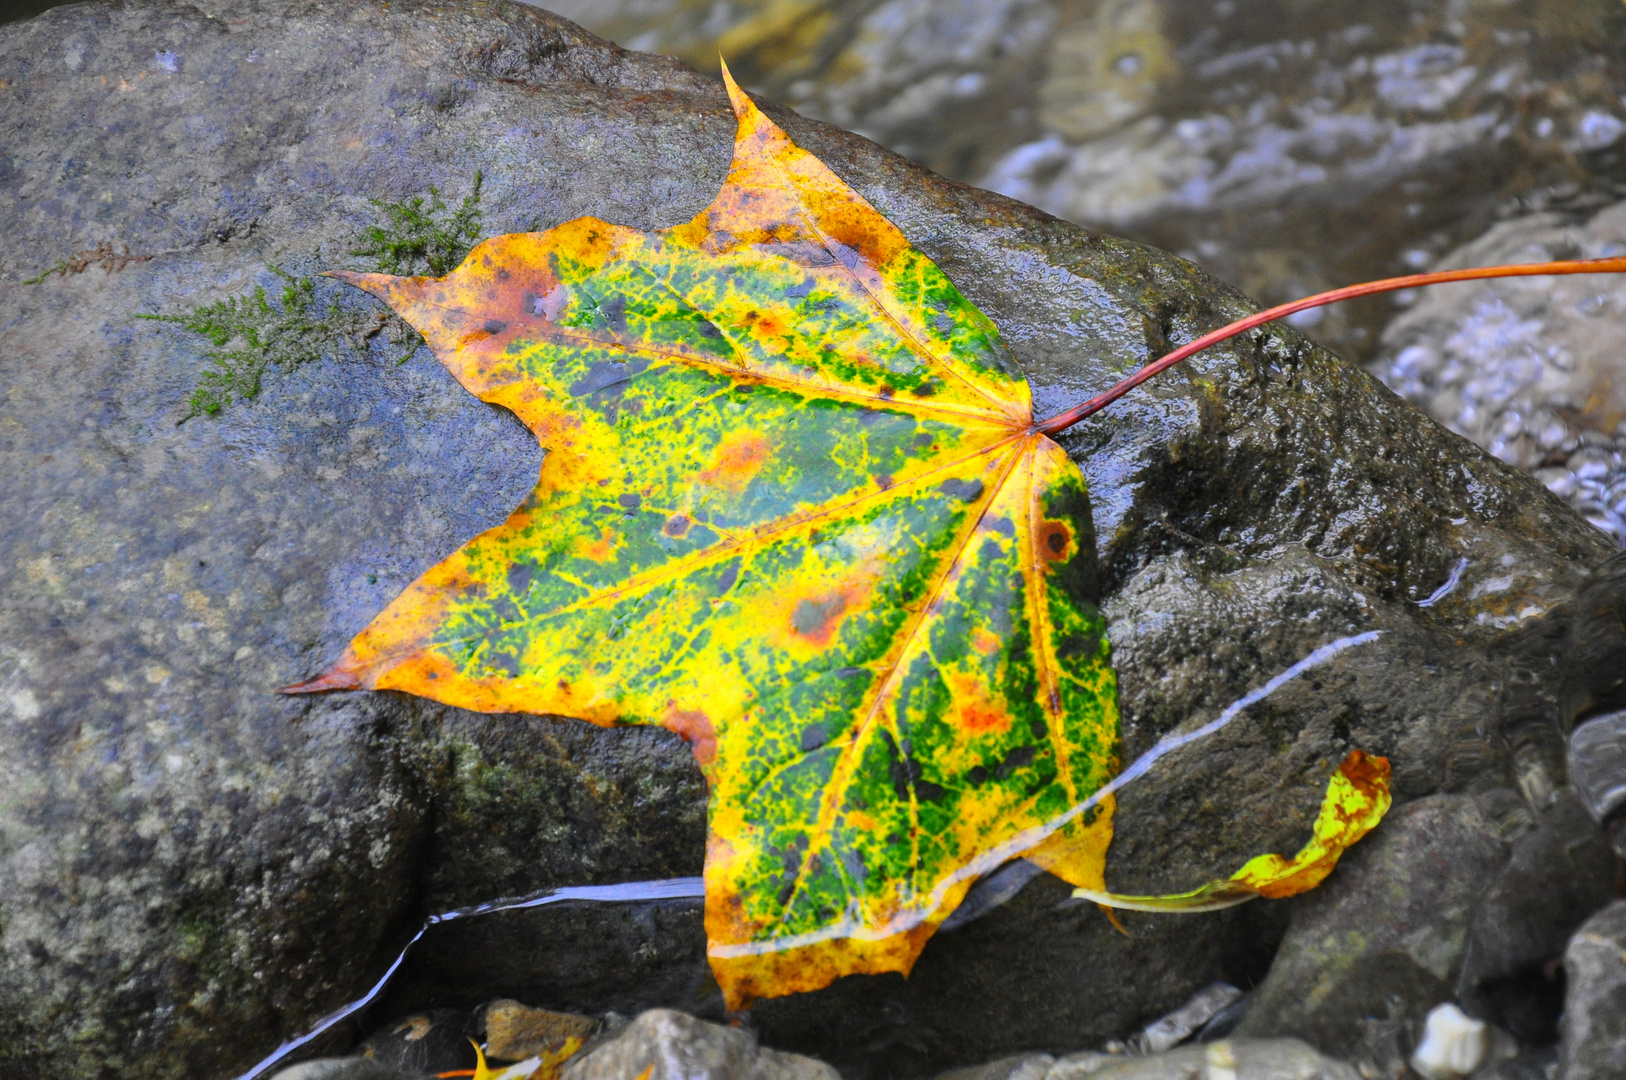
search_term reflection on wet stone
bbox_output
[1371,201,1626,546]
[1569,709,1626,827]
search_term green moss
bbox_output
[351,170,484,277]
[140,268,364,423]
[144,173,485,423]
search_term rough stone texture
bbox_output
[354,1010,478,1075]
[1569,709,1626,826]
[481,1000,597,1061]
[560,1009,839,1080]
[1475,1048,1560,1080]
[1491,550,1626,820]
[1558,901,1626,1080]
[1236,795,1510,1062]
[2,2,1623,1078]
[372,894,719,1023]
[1454,789,1618,1044]
[271,1060,427,1080]
[1042,1053,1115,1080]
[935,1053,1055,1080]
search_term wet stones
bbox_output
[1569,709,1626,845]
[4,0,1622,1077]
[1557,902,1626,1080]
[1370,202,1626,546]
[1453,790,1618,1044]
[482,1000,597,1061]
[354,1010,479,1076]
[271,1061,429,1080]
[1054,1039,1358,1080]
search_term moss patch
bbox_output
[143,172,485,423]
[140,268,380,423]
[351,171,484,277]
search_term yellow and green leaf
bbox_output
[287,66,1118,1007]
[287,65,1387,1007]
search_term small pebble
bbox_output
[1409,1003,1488,1079]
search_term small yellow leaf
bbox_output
[1071,751,1391,913]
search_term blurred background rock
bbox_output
[539,0,1626,543]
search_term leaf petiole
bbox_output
[1035,256,1626,437]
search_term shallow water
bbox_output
[237,878,708,1080]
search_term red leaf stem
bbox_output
[1035,257,1626,437]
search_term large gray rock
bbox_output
[1051,1039,1358,1080]
[1570,709,1626,828]
[271,1060,427,1080]
[2,2,1623,1078]
[1454,790,1618,1043]
[933,1039,1360,1080]
[1236,795,1510,1062]
[1558,901,1626,1080]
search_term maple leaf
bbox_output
[286,68,1120,1006]
[281,63,1626,1007]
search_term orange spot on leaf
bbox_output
[574,525,618,563]
[663,705,717,766]
[960,699,1012,736]
[943,667,1012,736]
[1037,520,1073,563]
[699,431,772,497]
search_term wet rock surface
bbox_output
[353,1010,479,1075]
[3,1,1624,1079]
[482,1000,597,1061]
[271,1059,430,1080]
[1569,709,1626,828]
[560,1009,840,1080]
[1558,901,1626,1080]
[954,1038,1362,1080]
[1454,790,1618,1045]
[1370,201,1626,546]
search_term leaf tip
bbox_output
[719,56,749,121]
[277,666,363,695]
[327,269,398,298]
